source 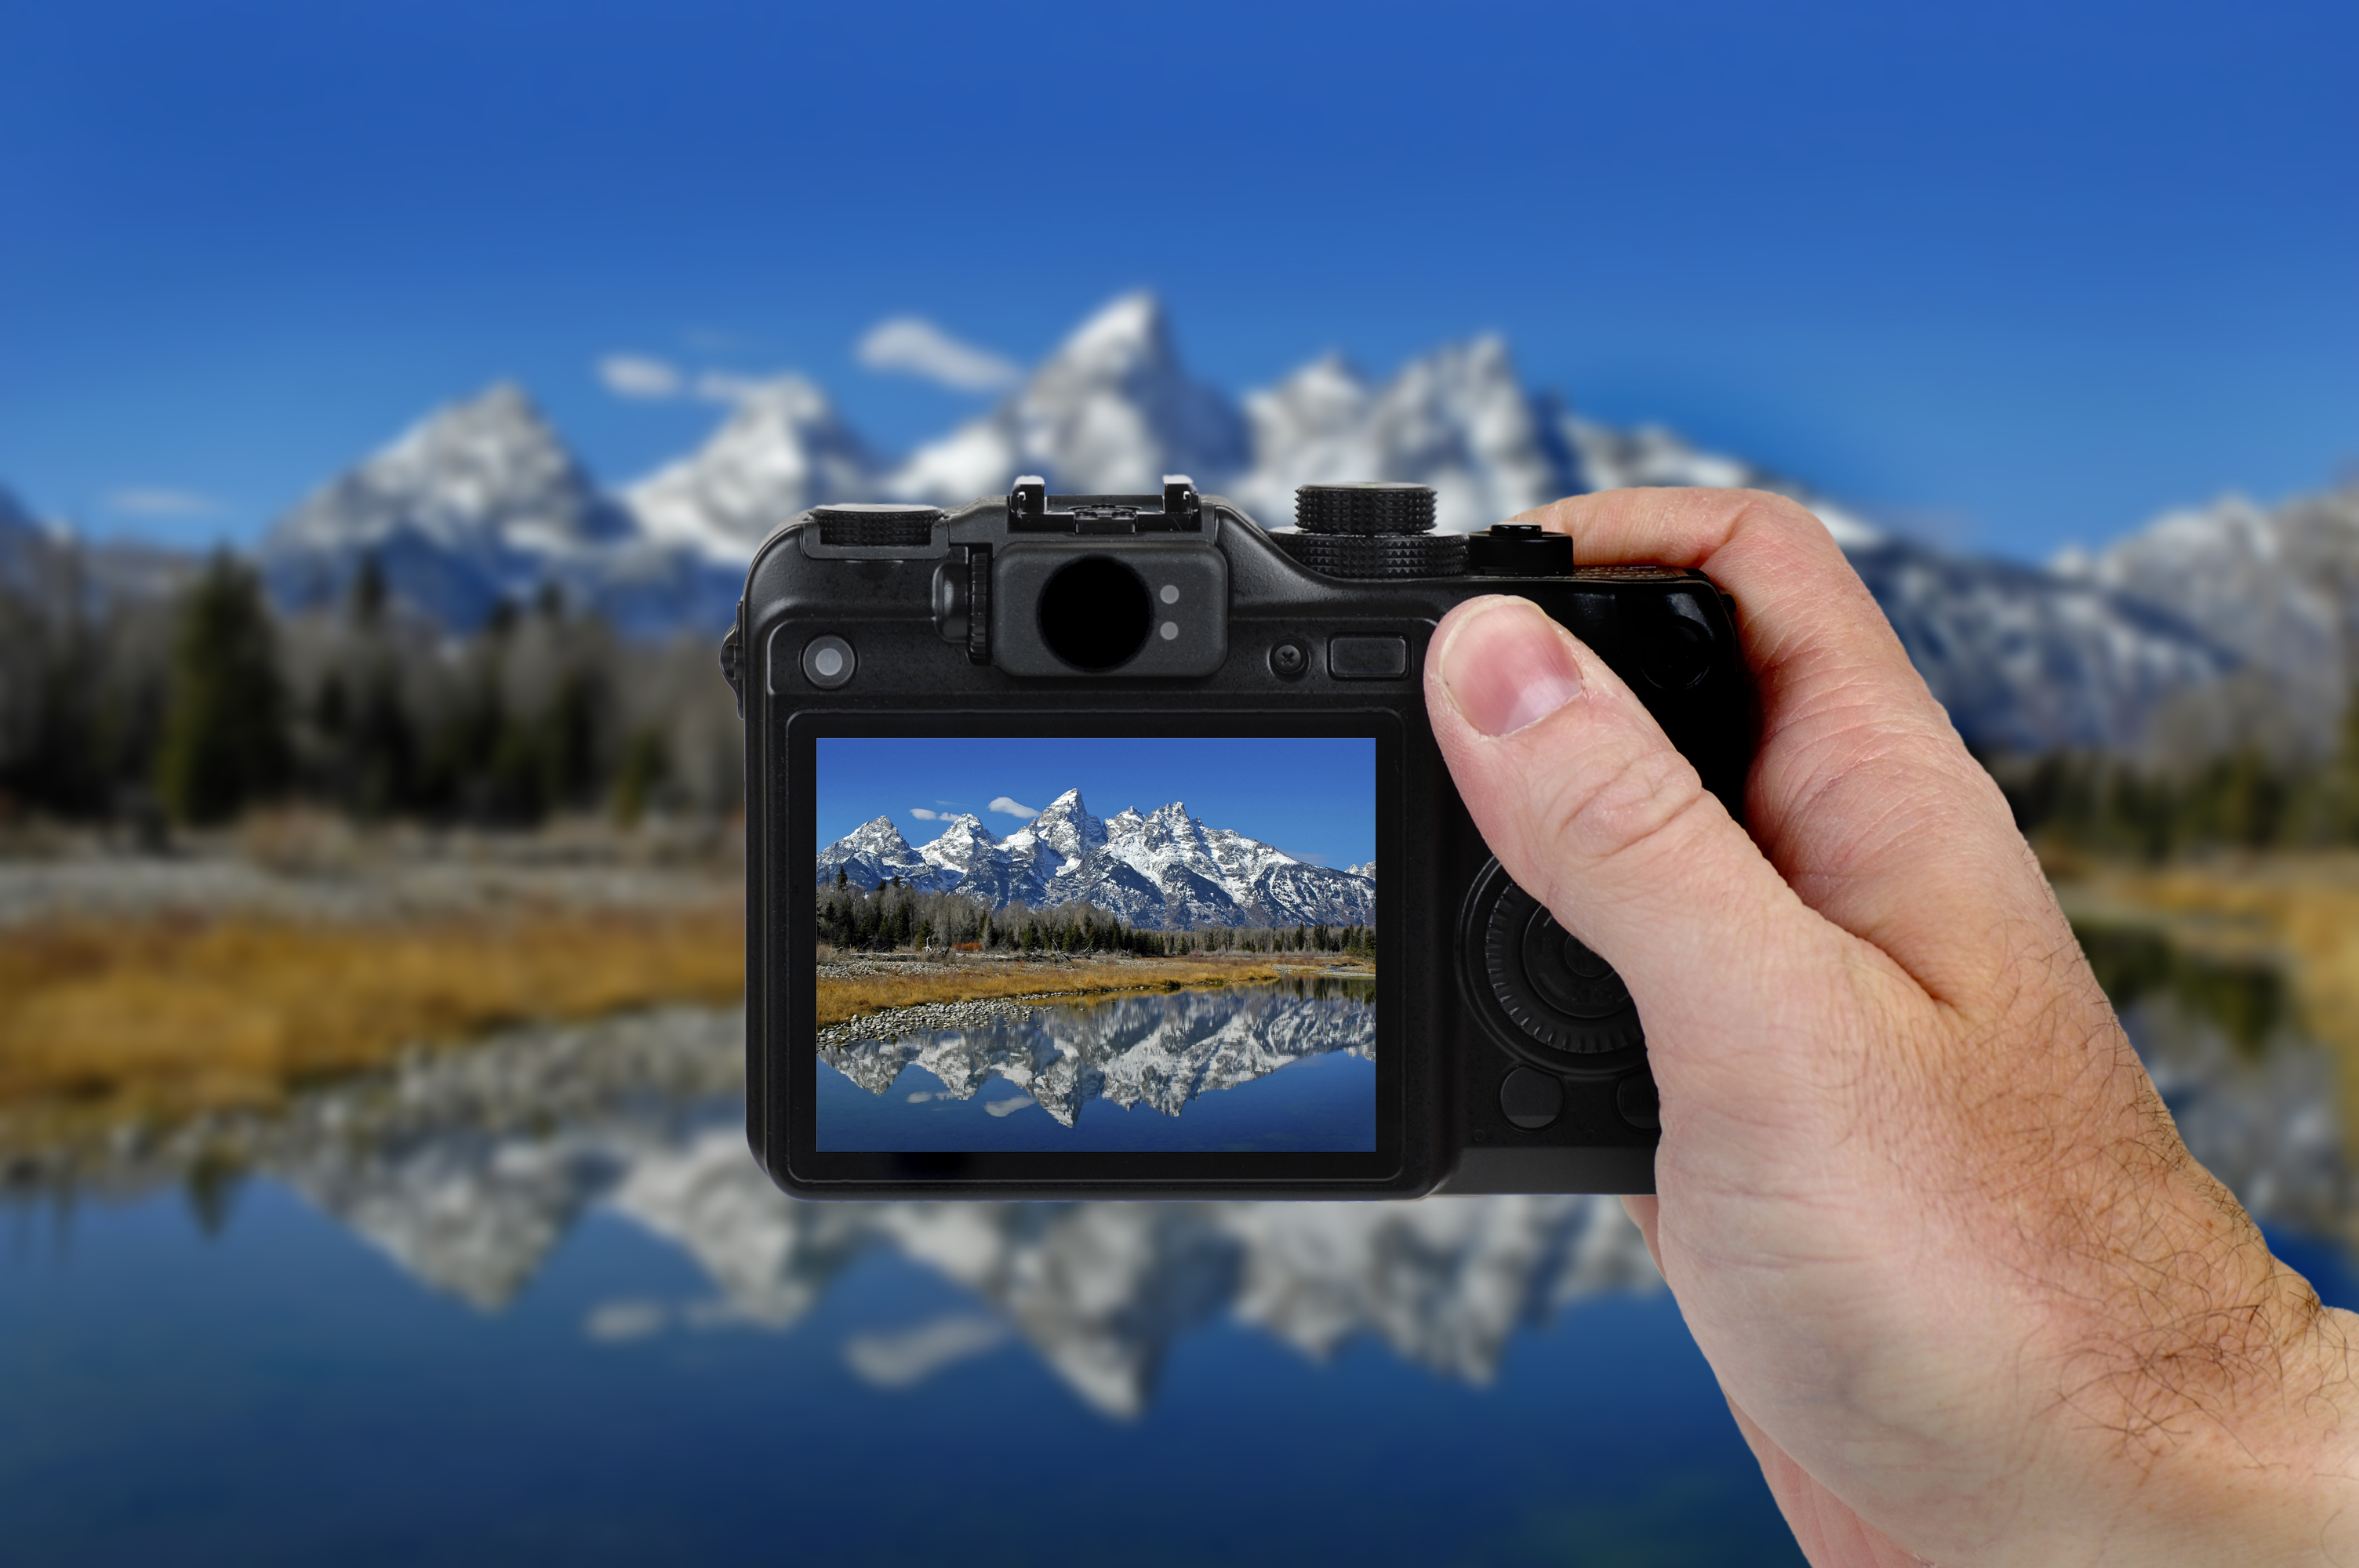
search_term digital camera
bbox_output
[722,477,1747,1200]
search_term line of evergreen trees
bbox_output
[817,871,1376,957]
[0,549,742,829]
[1992,692,2359,860]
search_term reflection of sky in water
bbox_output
[5,957,2357,1563]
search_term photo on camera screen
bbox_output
[813,736,1377,1152]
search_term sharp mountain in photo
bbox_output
[817,787,1375,931]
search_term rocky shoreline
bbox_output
[816,996,1047,1049]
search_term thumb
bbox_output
[1424,595,1856,1104]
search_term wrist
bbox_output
[2052,1298,2359,1564]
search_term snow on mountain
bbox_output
[817,787,1376,931]
[2056,482,2359,747]
[1230,337,1581,533]
[816,816,932,889]
[625,376,883,562]
[1847,540,2236,754]
[889,292,1249,503]
[258,383,742,634]
[231,297,2288,757]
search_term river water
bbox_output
[4,945,2356,1565]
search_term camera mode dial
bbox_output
[1458,858,1646,1077]
[1276,483,1467,579]
[1295,482,1438,535]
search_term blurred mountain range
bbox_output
[13,293,2356,754]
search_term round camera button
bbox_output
[1638,615,1711,690]
[1616,1069,1662,1131]
[1499,1066,1564,1131]
[801,634,856,689]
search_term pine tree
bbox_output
[2333,687,2359,844]
[156,554,289,825]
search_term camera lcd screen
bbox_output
[811,735,1378,1153]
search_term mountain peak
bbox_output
[1052,291,1172,376]
[816,787,1374,931]
[1009,292,1249,495]
[394,383,570,471]
[626,375,878,561]
[258,380,632,626]
[932,811,994,840]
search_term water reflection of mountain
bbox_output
[4,1006,1653,1419]
[2079,925,2355,1237]
[822,985,1374,1127]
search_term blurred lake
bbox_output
[5,928,2357,1566]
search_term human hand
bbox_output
[1423,488,2359,1566]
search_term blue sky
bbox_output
[2,1,2352,562]
[816,737,1376,870]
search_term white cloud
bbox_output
[104,487,224,518]
[856,316,1022,393]
[584,1299,670,1343]
[842,1315,1010,1388]
[984,1096,1036,1118]
[988,796,1038,819]
[692,370,763,404]
[598,354,685,399]
[910,807,941,820]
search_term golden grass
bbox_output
[815,954,1365,1027]
[0,906,745,1119]
[2055,852,2359,1152]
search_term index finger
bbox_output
[1514,488,2059,1010]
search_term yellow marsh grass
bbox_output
[813,955,1362,1027]
[2060,854,2359,1152]
[0,907,745,1116]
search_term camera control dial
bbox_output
[1458,858,1647,1076]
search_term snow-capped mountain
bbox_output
[2055,482,2359,749]
[1230,338,1580,533]
[888,292,1249,504]
[1848,540,2237,754]
[219,291,2318,755]
[626,376,881,562]
[818,787,1376,931]
[257,383,743,635]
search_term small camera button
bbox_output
[1329,635,1409,680]
[801,634,856,689]
[1499,1066,1564,1131]
[1616,1069,1662,1131]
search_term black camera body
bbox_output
[725,477,1747,1200]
